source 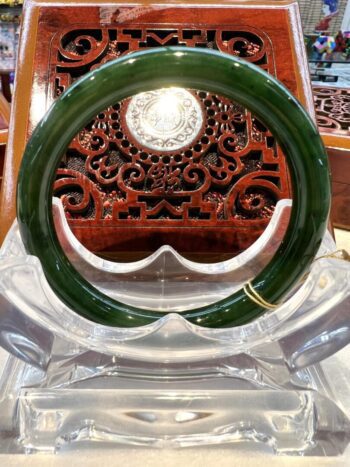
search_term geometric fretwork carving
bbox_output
[49,25,291,254]
[56,92,284,222]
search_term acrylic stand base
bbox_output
[1,200,350,456]
[1,347,350,455]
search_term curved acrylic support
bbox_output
[53,198,292,311]
[1,201,350,455]
[0,199,349,369]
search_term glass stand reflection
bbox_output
[0,200,350,455]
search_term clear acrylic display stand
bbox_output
[0,199,350,455]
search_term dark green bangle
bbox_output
[17,47,331,328]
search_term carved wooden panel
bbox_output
[314,87,350,135]
[313,86,350,230]
[0,2,314,255]
[51,25,290,255]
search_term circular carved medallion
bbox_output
[125,87,203,152]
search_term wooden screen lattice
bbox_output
[50,26,290,250]
[314,86,350,134]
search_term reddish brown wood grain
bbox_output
[327,147,350,230]
[314,86,350,230]
[0,1,316,257]
[0,146,5,190]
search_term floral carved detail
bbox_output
[50,25,290,252]
[314,87,350,134]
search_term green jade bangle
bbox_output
[17,47,331,328]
